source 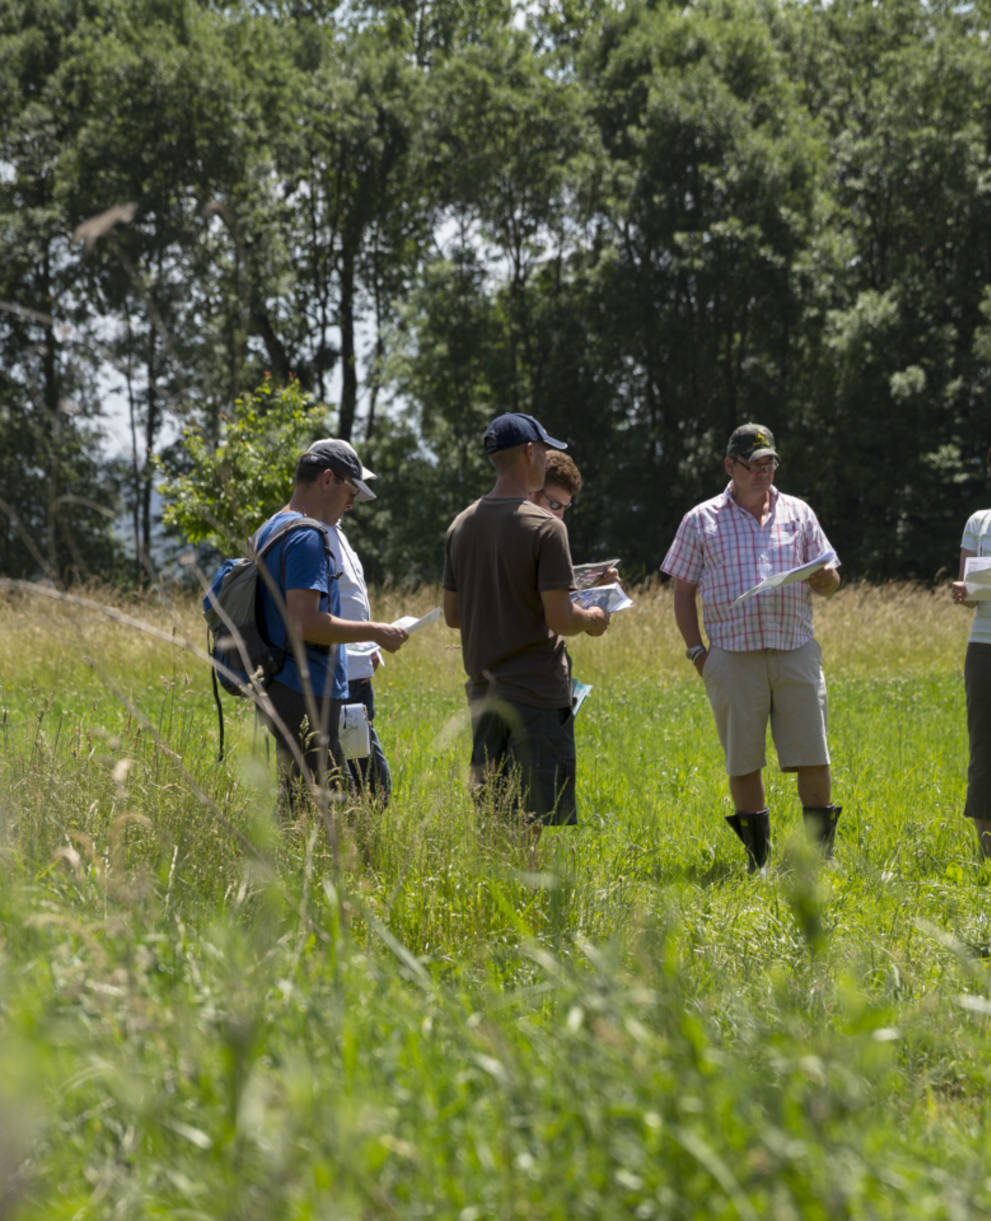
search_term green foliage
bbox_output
[0,0,131,585]
[777,0,991,579]
[157,377,332,554]
[4,0,991,587]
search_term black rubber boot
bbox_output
[726,809,771,875]
[802,804,842,859]
[725,813,744,843]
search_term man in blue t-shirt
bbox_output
[257,440,408,813]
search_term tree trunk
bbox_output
[40,243,60,583]
[338,237,357,441]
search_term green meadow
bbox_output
[1,579,989,1219]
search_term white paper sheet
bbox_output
[392,607,441,634]
[733,550,837,603]
[964,556,991,600]
[346,606,441,657]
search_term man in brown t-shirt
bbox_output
[443,413,610,835]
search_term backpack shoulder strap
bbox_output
[253,515,336,581]
[210,631,226,761]
[251,514,329,559]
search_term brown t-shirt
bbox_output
[443,496,575,708]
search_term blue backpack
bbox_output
[203,515,332,755]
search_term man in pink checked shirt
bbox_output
[661,423,842,874]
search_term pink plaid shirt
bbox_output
[661,485,837,651]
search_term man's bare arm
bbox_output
[286,588,408,652]
[672,578,709,675]
[672,579,704,648]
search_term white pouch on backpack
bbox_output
[339,702,371,760]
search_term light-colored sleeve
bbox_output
[962,510,991,552]
[660,512,703,583]
[803,505,839,568]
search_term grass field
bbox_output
[1,578,989,1219]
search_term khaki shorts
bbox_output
[701,639,829,776]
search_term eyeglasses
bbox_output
[732,456,779,475]
[334,472,359,494]
[540,490,571,513]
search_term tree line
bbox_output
[3,0,991,588]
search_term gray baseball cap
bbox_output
[306,438,377,501]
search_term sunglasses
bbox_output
[540,491,571,513]
[333,472,359,494]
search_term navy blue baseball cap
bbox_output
[483,412,567,455]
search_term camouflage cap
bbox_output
[726,423,778,462]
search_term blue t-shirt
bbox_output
[255,511,349,700]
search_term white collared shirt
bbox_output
[962,509,991,645]
[331,525,375,680]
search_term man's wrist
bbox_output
[686,644,707,662]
